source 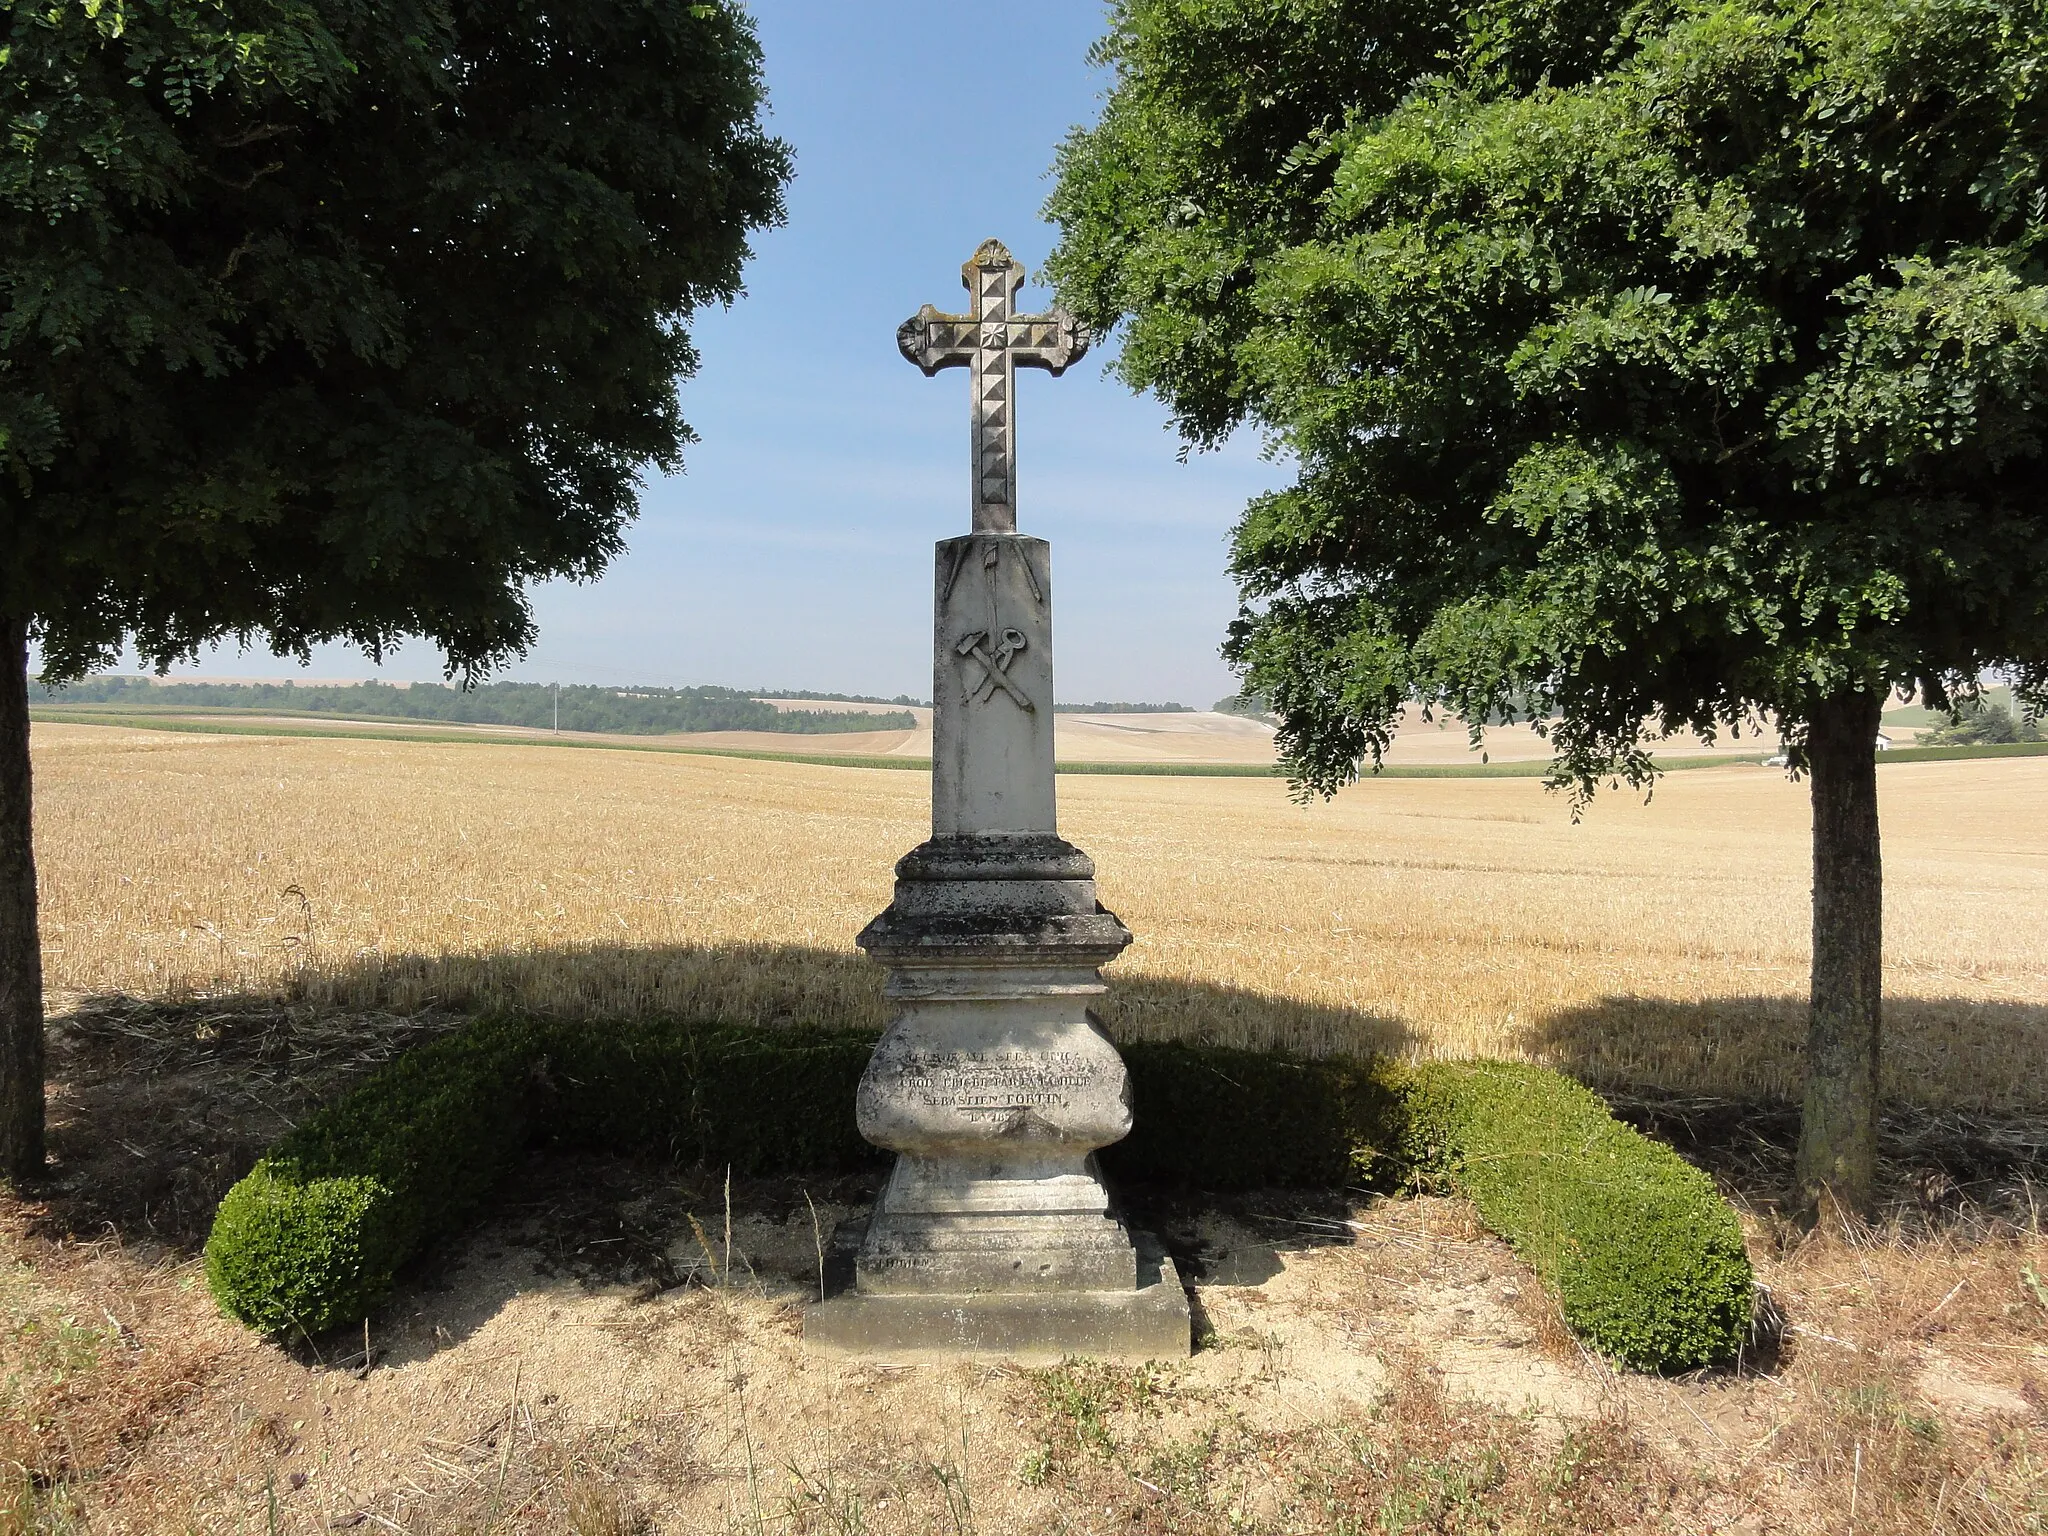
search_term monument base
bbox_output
[805,1234,1191,1366]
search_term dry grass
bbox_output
[3,1056,2044,1535]
[9,1176,2032,1536]
[1733,1219,2048,1535]
[0,1213,224,1535]
[40,997,467,1249]
[27,721,2048,1110]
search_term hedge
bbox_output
[1110,1041,1407,1188]
[544,1018,878,1173]
[204,1019,1753,1371]
[1396,1062,1755,1372]
[206,1016,551,1338]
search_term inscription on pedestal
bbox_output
[904,1049,1101,1120]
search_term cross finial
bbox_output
[898,240,1090,534]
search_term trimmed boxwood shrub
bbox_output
[1108,1040,1407,1189]
[205,1015,550,1337]
[204,1018,883,1335]
[1397,1062,1754,1372]
[546,1020,878,1173]
[204,1019,1754,1370]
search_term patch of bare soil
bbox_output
[4,1000,2045,1534]
[38,994,468,1250]
[1605,1088,2048,1232]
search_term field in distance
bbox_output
[16,720,2046,1536]
[756,703,1287,763]
[32,692,1822,766]
[756,701,1802,765]
[30,720,2043,1112]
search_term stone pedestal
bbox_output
[804,533,1190,1363]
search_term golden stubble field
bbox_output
[29,721,2048,1111]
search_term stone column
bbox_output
[806,534,1190,1362]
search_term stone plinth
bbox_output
[806,1232,1191,1367]
[854,829,1136,1297]
[804,542,1188,1363]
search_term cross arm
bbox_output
[897,305,977,375]
[1006,313,1091,376]
[895,307,1091,376]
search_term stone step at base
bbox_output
[804,1237,1191,1366]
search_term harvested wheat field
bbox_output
[28,721,2048,1109]
[7,721,2046,1535]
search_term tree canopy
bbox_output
[1051,0,2048,1219]
[1048,0,2048,795]
[3,0,790,680]
[0,0,788,1180]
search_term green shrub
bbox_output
[204,1020,1753,1372]
[204,1015,881,1336]
[546,1020,879,1173]
[1396,1062,1753,1372]
[1111,1040,1405,1188]
[205,1168,398,1340]
[204,1015,550,1335]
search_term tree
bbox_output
[1048,0,2048,1221]
[1920,698,2043,744]
[0,0,790,1180]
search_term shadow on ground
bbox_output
[33,942,1414,1258]
[1532,992,2048,1116]
[32,953,2046,1280]
[351,1156,1355,1370]
[1537,994,2048,1225]
[281,941,1419,1060]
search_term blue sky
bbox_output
[132,0,1288,706]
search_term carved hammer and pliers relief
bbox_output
[955,628,1032,709]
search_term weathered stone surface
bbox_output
[851,898,1140,1302]
[806,1236,1190,1366]
[809,239,1187,1366]
[894,238,1089,535]
[855,850,1130,954]
[894,833,1095,883]
[932,535,1054,838]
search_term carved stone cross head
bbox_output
[898,239,1090,534]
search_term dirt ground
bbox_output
[5,1000,2044,1535]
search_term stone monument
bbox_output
[805,240,1191,1363]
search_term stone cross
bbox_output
[897,239,1089,533]
[805,240,1189,1366]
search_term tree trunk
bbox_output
[1794,688,1884,1225]
[0,617,43,1183]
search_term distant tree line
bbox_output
[760,689,928,707]
[32,678,912,735]
[1054,701,1190,713]
[1213,693,1278,724]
